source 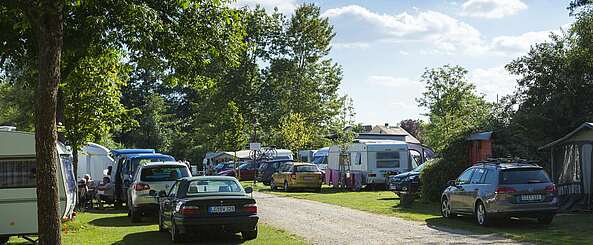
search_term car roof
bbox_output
[138,161,187,168]
[182,176,239,181]
[473,159,542,170]
[111,149,155,155]
[127,154,175,160]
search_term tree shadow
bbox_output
[82,208,128,215]
[90,215,158,227]
[114,231,245,245]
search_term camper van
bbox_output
[327,140,415,187]
[0,129,76,243]
[312,147,329,170]
[76,143,114,180]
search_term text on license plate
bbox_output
[209,206,235,213]
[520,194,542,201]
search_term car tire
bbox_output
[441,197,454,218]
[538,214,554,225]
[270,180,277,191]
[0,236,9,244]
[242,226,258,240]
[475,201,490,226]
[284,181,290,192]
[171,219,184,243]
[130,206,141,223]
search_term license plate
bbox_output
[303,176,313,180]
[520,194,542,201]
[208,206,235,213]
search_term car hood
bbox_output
[217,169,236,175]
[392,171,420,179]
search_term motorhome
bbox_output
[0,129,76,243]
[312,147,329,170]
[327,140,415,187]
[76,143,114,180]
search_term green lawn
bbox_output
[8,210,308,245]
[242,181,593,245]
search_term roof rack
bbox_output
[474,158,540,166]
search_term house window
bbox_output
[0,159,37,189]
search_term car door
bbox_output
[449,168,475,213]
[465,167,486,211]
[162,181,179,227]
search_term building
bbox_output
[467,131,494,165]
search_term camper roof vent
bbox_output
[0,126,16,131]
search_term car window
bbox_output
[457,168,475,184]
[140,166,190,182]
[499,168,551,184]
[295,165,319,172]
[186,179,243,195]
[470,168,486,184]
[482,169,498,184]
[168,181,179,197]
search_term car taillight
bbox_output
[495,186,517,194]
[243,203,257,213]
[180,206,200,216]
[133,183,150,191]
[545,184,557,193]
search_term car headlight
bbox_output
[409,175,417,181]
[175,202,184,213]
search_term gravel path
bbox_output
[254,192,523,245]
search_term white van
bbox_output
[327,140,414,186]
[0,129,76,243]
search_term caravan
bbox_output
[327,140,416,187]
[0,129,76,243]
[76,143,114,180]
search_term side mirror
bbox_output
[447,180,456,187]
[149,190,157,197]
[158,190,167,197]
[245,187,253,194]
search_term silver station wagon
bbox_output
[441,159,559,226]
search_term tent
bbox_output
[539,122,593,210]
[76,143,114,180]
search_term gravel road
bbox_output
[254,192,523,245]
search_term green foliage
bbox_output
[275,112,314,153]
[417,65,492,153]
[420,139,470,202]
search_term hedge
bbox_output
[420,139,470,202]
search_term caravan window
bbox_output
[0,159,37,189]
[376,152,400,168]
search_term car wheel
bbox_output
[270,180,277,191]
[476,201,489,226]
[441,197,453,218]
[242,226,258,240]
[284,181,290,192]
[0,236,9,244]
[171,219,184,243]
[130,206,141,223]
[538,214,554,225]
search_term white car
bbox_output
[127,161,191,222]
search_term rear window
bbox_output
[295,165,319,172]
[499,169,551,184]
[376,152,400,168]
[187,179,242,195]
[0,159,37,188]
[140,166,189,181]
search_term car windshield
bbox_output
[500,169,551,184]
[132,157,172,172]
[295,165,319,172]
[140,166,189,181]
[186,179,243,195]
[312,156,326,165]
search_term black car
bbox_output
[388,161,432,205]
[256,160,293,185]
[153,176,258,242]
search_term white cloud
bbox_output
[489,31,550,55]
[332,42,370,49]
[232,0,296,14]
[470,66,518,101]
[367,75,419,88]
[461,0,527,19]
[322,5,483,54]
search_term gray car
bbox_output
[441,160,559,226]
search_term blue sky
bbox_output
[234,0,574,125]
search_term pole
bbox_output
[252,117,258,185]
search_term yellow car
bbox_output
[270,162,322,192]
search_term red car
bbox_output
[218,162,257,180]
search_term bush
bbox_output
[420,139,470,202]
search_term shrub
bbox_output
[420,138,470,202]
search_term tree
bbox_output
[276,112,314,153]
[399,119,424,142]
[417,65,492,152]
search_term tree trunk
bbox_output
[30,0,64,244]
[72,147,78,178]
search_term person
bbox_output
[84,174,97,208]
[95,176,114,209]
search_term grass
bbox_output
[242,181,593,245]
[8,209,308,245]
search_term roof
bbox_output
[539,122,593,150]
[139,161,187,167]
[183,175,239,181]
[112,149,155,156]
[363,125,421,144]
[467,131,493,141]
[126,154,175,161]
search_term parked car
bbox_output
[214,162,236,173]
[153,176,258,242]
[127,161,191,222]
[218,162,257,180]
[256,159,293,185]
[388,160,433,205]
[441,159,559,226]
[271,162,322,192]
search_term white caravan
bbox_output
[76,143,115,180]
[312,147,329,170]
[328,140,414,186]
[0,129,76,243]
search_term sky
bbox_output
[233,0,575,125]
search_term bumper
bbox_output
[174,215,258,233]
[488,197,560,217]
[289,182,322,188]
[389,182,419,194]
